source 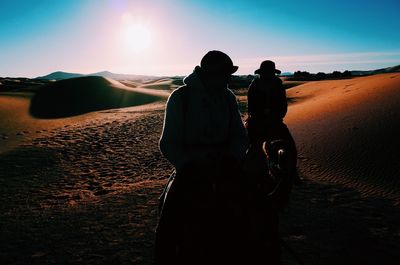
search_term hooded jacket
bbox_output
[159,69,248,171]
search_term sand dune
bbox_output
[105,77,170,98]
[139,78,180,91]
[119,80,139,88]
[285,73,400,202]
[30,76,167,118]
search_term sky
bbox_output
[0,0,399,77]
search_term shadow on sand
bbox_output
[280,177,400,265]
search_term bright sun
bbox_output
[122,13,152,54]
[124,23,152,53]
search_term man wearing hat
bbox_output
[247,59,298,182]
[159,50,247,171]
[245,60,298,265]
[155,50,248,264]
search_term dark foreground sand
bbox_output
[0,74,399,264]
[0,102,170,264]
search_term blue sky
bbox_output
[0,0,399,77]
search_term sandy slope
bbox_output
[0,94,101,153]
[105,77,170,97]
[285,73,400,203]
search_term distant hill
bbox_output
[280,72,294,76]
[351,65,400,76]
[36,71,84,80]
[36,71,159,81]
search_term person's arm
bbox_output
[276,79,288,119]
[159,90,187,171]
[227,90,249,162]
[247,79,257,116]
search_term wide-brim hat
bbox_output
[200,50,238,74]
[255,60,281,75]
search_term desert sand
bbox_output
[286,73,400,201]
[0,73,399,264]
[0,93,99,154]
[281,73,400,264]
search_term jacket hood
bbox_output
[183,66,204,90]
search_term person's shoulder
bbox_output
[226,88,238,104]
[226,88,236,97]
[167,85,187,106]
[250,76,260,86]
[170,85,189,98]
[274,76,283,85]
[247,77,259,92]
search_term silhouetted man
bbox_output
[247,60,297,179]
[245,60,298,265]
[155,51,248,265]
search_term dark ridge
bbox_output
[29,76,161,118]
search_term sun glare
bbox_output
[122,13,152,54]
[124,23,152,53]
